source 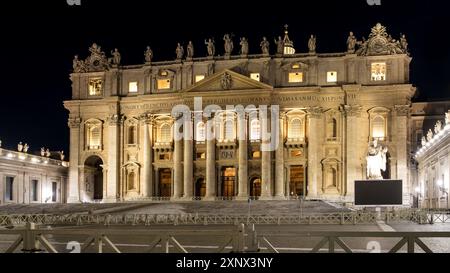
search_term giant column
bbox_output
[307,107,323,198]
[105,114,121,203]
[275,113,286,199]
[395,105,410,205]
[237,113,248,200]
[183,115,194,200]
[205,116,216,200]
[173,115,183,200]
[261,110,272,199]
[344,105,362,201]
[67,117,81,203]
[142,114,154,198]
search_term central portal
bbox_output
[290,166,305,197]
[159,168,172,197]
[221,167,236,198]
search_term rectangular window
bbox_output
[327,71,337,83]
[5,176,14,201]
[52,182,58,202]
[371,63,387,81]
[157,79,171,90]
[250,73,261,82]
[129,82,138,93]
[288,72,303,83]
[31,180,39,202]
[88,79,103,96]
[195,75,205,83]
[252,151,261,159]
[196,152,206,160]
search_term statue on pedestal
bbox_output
[23,144,29,153]
[144,46,153,63]
[110,48,121,65]
[260,37,270,55]
[205,38,215,57]
[41,148,46,157]
[347,32,357,53]
[435,120,443,134]
[45,149,51,158]
[366,139,388,180]
[187,41,194,59]
[308,35,317,54]
[426,129,434,142]
[421,136,427,147]
[400,34,408,53]
[274,36,284,55]
[446,112,450,125]
[223,34,234,56]
[239,37,249,56]
[17,142,23,152]
[175,43,184,60]
[60,151,65,161]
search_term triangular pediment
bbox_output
[184,69,273,92]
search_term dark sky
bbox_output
[0,0,449,154]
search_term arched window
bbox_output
[250,119,261,141]
[196,122,206,142]
[128,171,136,191]
[160,124,172,143]
[372,116,386,139]
[289,118,303,139]
[128,125,137,145]
[327,118,337,139]
[224,120,234,141]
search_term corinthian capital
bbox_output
[342,105,362,117]
[307,106,323,118]
[108,114,124,126]
[139,112,154,125]
[394,105,410,117]
[68,117,82,128]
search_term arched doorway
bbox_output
[195,178,206,198]
[250,177,261,198]
[84,156,104,201]
[159,168,172,197]
[289,166,305,197]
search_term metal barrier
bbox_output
[0,210,432,227]
[256,231,450,253]
[1,223,450,253]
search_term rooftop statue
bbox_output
[23,144,29,153]
[239,37,249,56]
[274,36,284,55]
[144,46,153,63]
[223,34,234,56]
[435,120,443,134]
[446,112,450,125]
[400,34,408,53]
[187,41,194,59]
[17,142,23,152]
[110,48,121,66]
[308,35,316,54]
[426,129,434,142]
[72,55,87,73]
[205,38,215,57]
[421,136,427,147]
[175,43,184,60]
[366,139,388,180]
[347,31,357,53]
[260,37,270,56]
[41,148,46,157]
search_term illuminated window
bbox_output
[196,122,206,142]
[289,118,304,139]
[196,152,206,160]
[371,63,387,81]
[252,151,261,159]
[288,72,303,83]
[327,71,337,83]
[372,116,386,139]
[291,149,303,158]
[157,79,171,90]
[159,124,172,143]
[195,75,205,83]
[89,79,103,96]
[250,73,261,82]
[292,64,300,69]
[129,82,138,93]
[250,119,261,141]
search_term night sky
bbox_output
[0,0,449,154]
